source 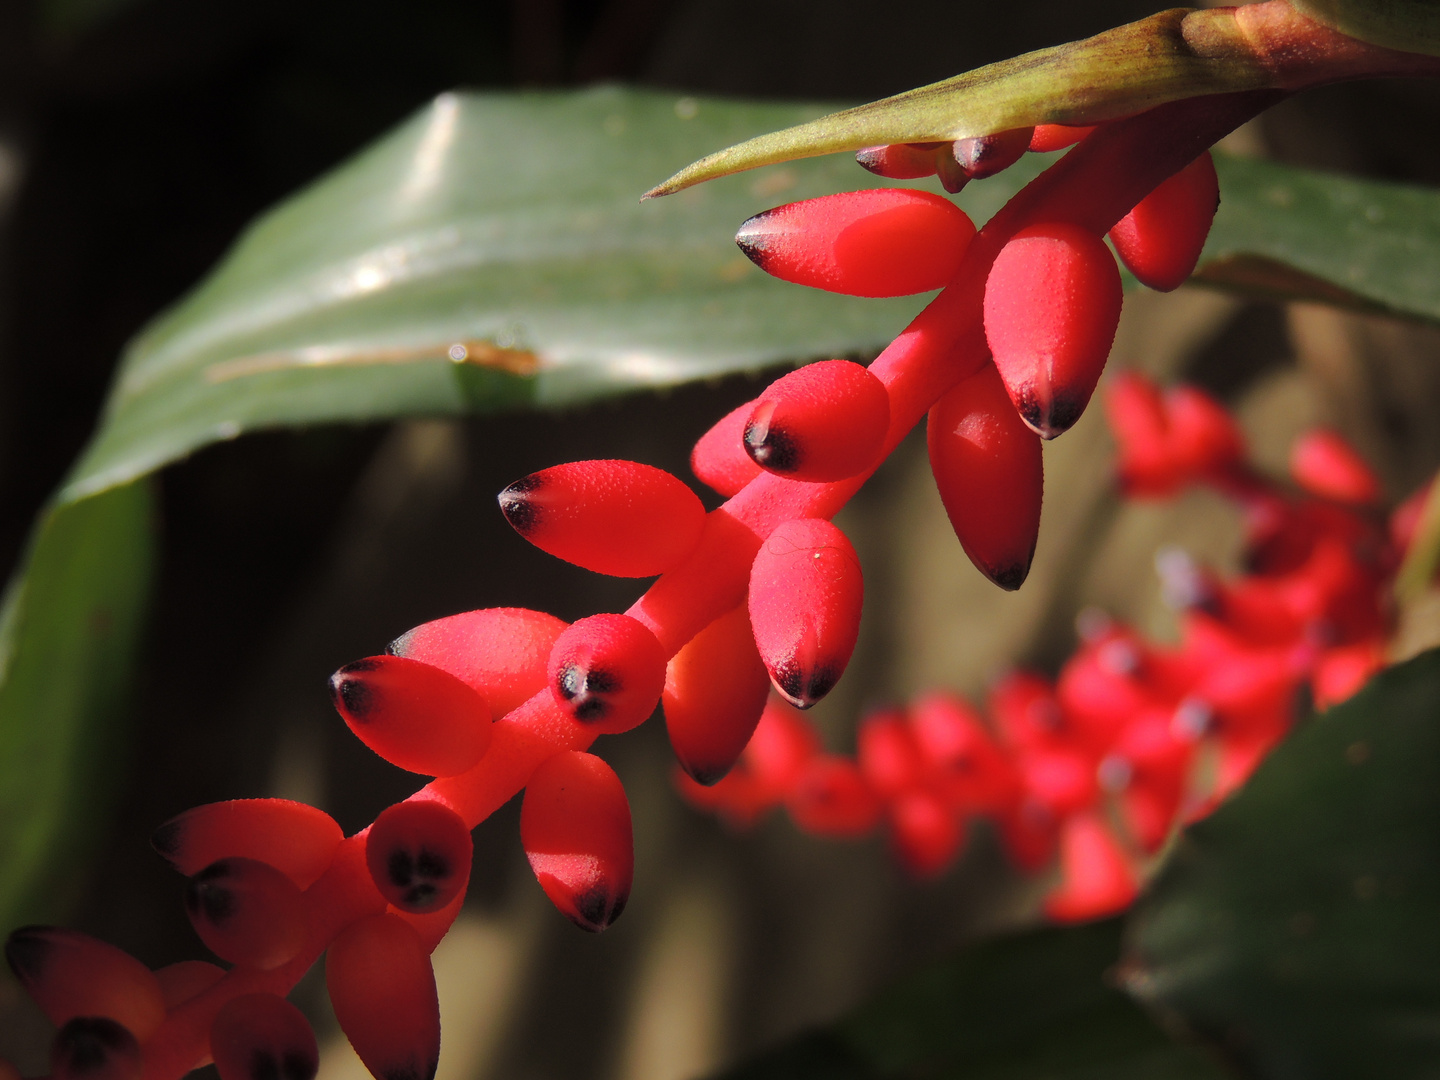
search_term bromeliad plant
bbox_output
[7,2,1440,1079]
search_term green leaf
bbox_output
[1122,649,1440,1079]
[0,482,156,928]
[1290,0,1440,58]
[63,87,933,503]
[644,9,1280,198]
[711,919,1229,1079]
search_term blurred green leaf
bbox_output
[712,919,1228,1079]
[1123,649,1440,1079]
[0,482,155,928]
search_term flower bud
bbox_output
[185,858,306,970]
[951,128,1031,180]
[857,708,925,800]
[154,960,225,1009]
[785,756,881,838]
[548,614,666,734]
[854,142,941,180]
[1290,429,1381,505]
[691,400,764,497]
[210,993,318,1080]
[326,915,440,1080]
[5,927,165,1042]
[744,360,890,483]
[366,800,472,914]
[330,655,492,777]
[1109,151,1219,292]
[151,798,343,889]
[748,518,863,709]
[499,460,707,577]
[1042,813,1138,923]
[889,790,964,879]
[522,751,633,932]
[1028,124,1094,152]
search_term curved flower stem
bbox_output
[139,88,1281,1080]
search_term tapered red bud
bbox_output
[748,518,863,709]
[663,605,771,785]
[889,791,964,879]
[745,697,821,800]
[988,670,1065,752]
[854,143,941,180]
[984,223,1122,438]
[928,362,1043,590]
[52,1017,141,1080]
[548,614,665,734]
[5,927,165,1042]
[1109,151,1219,292]
[499,460,707,577]
[326,915,440,1080]
[1042,813,1138,923]
[909,693,1016,813]
[1105,371,1178,495]
[744,360,890,483]
[1290,430,1381,505]
[786,756,881,837]
[366,800,472,913]
[951,128,1031,180]
[210,994,318,1080]
[1166,384,1244,479]
[691,400,763,497]
[1028,125,1094,152]
[152,799,343,889]
[185,858,306,970]
[857,708,924,799]
[154,960,225,1008]
[522,751,633,932]
[388,607,567,716]
[735,189,975,297]
[329,655,492,777]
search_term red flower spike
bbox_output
[748,518,864,709]
[888,790,964,879]
[52,1018,142,1080]
[951,128,1032,180]
[734,189,975,298]
[151,798,343,889]
[1028,124,1095,153]
[854,143,940,180]
[388,607,568,717]
[330,655,493,777]
[521,751,633,932]
[1043,813,1138,923]
[1055,634,1154,751]
[1109,151,1220,292]
[856,708,925,800]
[366,801,473,914]
[210,993,318,1080]
[154,960,225,1009]
[548,613,666,734]
[663,604,771,785]
[927,362,1044,589]
[185,858,307,971]
[691,400,763,497]
[744,360,891,483]
[4,927,166,1042]
[1290,430,1382,506]
[786,756,882,838]
[326,914,440,1080]
[498,460,707,578]
[984,222,1123,438]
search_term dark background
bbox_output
[1,1,1439,1078]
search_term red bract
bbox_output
[748,518,864,709]
[663,603,771,785]
[388,606,567,716]
[1290,429,1382,505]
[4,927,166,1043]
[184,858,307,970]
[209,994,318,1080]
[744,360,890,483]
[151,798,344,889]
[366,800,473,913]
[951,128,1032,180]
[1028,124,1094,152]
[330,655,493,777]
[1042,813,1138,923]
[548,613,666,733]
[984,222,1123,438]
[326,915,440,1080]
[1109,151,1219,291]
[691,400,764,496]
[735,189,975,297]
[499,460,707,577]
[927,361,1043,589]
[521,751,633,932]
[854,142,942,180]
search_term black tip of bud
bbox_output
[497,474,544,536]
[571,885,627,932]
[5,926,52,982]
[734,212,776,270]
[773,663,839,710]
[330,666,377,720]
[53,1016,139,1078]
[986,561,1031,592]
[1018,391,1084,440]
[150,817,185,860]
[185,862,237,924]
[743,407,801,473]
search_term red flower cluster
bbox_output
[4,90,1320,1080]
[680,372,1403,922]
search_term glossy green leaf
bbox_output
[712,919,1228,1080]
[0,482,156,928]
[63,87,934,503]
[1123,649,1440,1079]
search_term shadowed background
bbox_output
[1,0,1438,1078]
